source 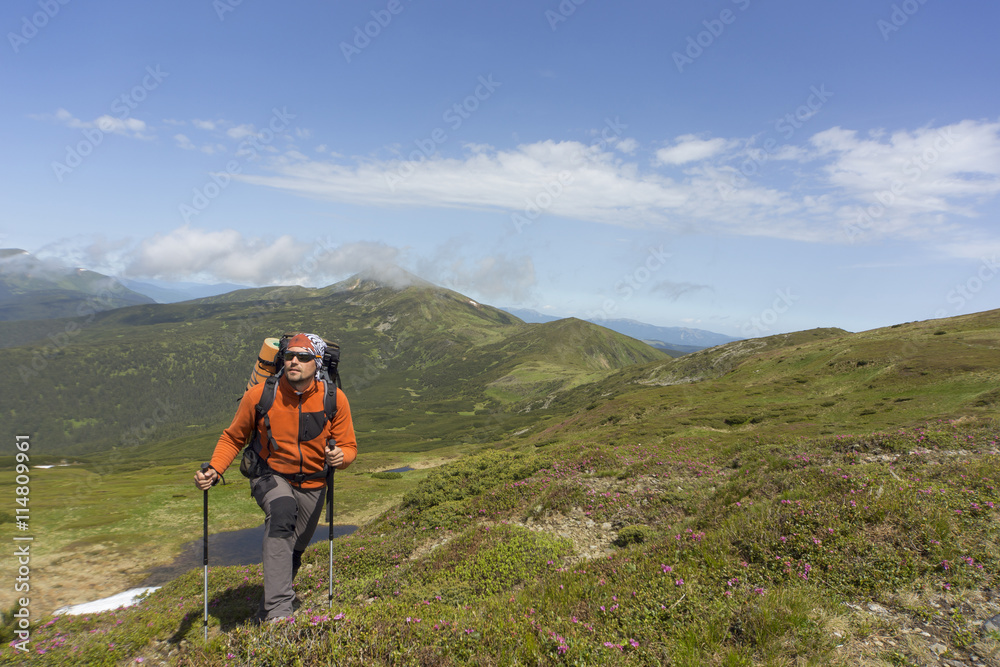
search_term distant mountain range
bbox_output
[119,278,251,303]
[0,249,154,321]
[502,307,740,353]
[0,267,667,455]
[0,249,737,354]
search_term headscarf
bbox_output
[286,332,327,380]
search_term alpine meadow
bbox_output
[1,274,999,666]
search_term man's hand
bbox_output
[325,440,344,468]
[194,466,218,491]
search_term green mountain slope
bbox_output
[9,309,1000,666]
[0,248,154,321]
[0,276,662,456]
[522,312,1000,447]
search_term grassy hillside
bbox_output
[3,309,999,665]
[0,249,154,321]
[0,277,662,457]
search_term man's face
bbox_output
[284,346,317,383]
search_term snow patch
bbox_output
[53,587,160,615]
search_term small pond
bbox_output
[142,523,357,586]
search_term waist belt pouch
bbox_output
[240,442,268,479]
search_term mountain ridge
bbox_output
[0,248,154,321]
[0,274,663,456]
[501,307,740,352]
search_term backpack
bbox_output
[239,332,342,482]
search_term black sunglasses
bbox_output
[283,352,317,363]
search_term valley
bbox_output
[0,276,999,665]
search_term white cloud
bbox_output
[616,138,639,155]
[655,135,734,165]
[174,133,226,155]
[235,137,811,240]
[120,227,415,286]
[219,119,1000,252]
[174,134,195,150]
[36,108,151,139]
[193,119,217,131]
[416,245,536,302]
[227,124,256,140]
[811,121,1000,211]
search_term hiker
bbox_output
[193,333,357,622]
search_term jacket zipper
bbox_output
[296,393,305,482]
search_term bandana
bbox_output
[286,333,326,380]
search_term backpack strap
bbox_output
[322,377,338,424]
[320,341,341,423]
[253,374,281,458]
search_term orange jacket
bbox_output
[209,375,357,489]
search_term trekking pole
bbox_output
[327,466,335,608]
[201,462,210,642]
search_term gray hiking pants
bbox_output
[250,473,325,620]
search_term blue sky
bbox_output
[3,0,1000,337]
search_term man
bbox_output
[194,333,357,622]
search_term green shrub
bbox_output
[448,524,571,597]
[613,524,656,547]
[402,450,548,510]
